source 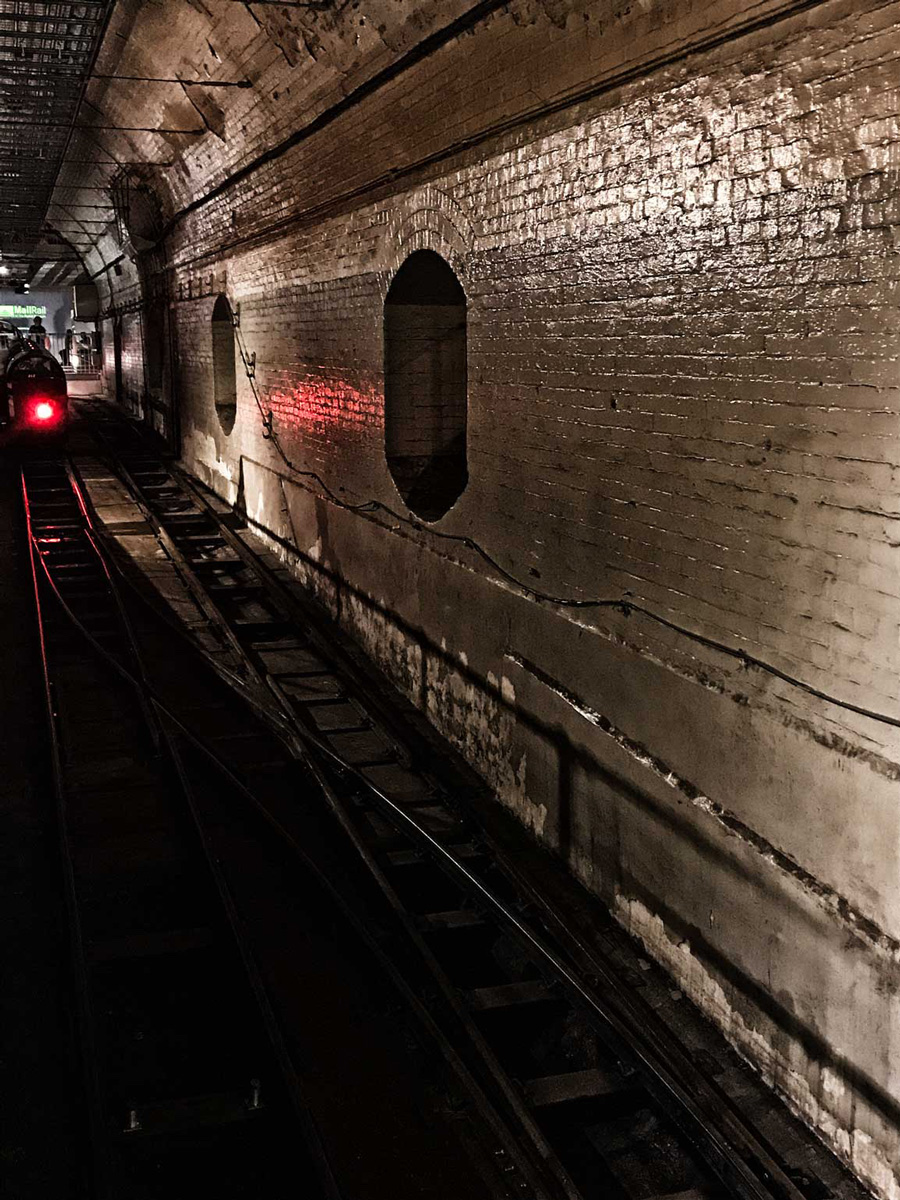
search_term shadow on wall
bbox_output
[241,506,900,1152]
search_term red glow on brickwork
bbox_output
[266,377,379,436]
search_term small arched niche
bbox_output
[384,249,468,521]
[211,294,237,435]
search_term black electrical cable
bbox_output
[230,322,900,731]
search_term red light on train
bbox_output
[15,392,66,434]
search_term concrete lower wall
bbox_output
[180,442,900,1200]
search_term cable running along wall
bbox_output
[228,313,900,734]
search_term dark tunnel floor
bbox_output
[3,422,515,1196]
[0,456,77,1195]
[0,405,876,1200]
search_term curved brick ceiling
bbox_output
[0,0,113,281]
[42,0,837,286]
[46,0,481,280]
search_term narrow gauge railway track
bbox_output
[21,455,342,1200]
[81,403,817,1200]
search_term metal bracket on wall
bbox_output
[246,351,256,379]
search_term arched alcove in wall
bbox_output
[384,249,468,521]
[211,294,237,435]
[144,302,165,399]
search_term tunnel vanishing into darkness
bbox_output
[3,2,900,1198]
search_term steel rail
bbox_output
[40,531,561,1200]
[22,463,112,1198]
[69,458,345,1200]
[153,724,346,1200]
[21,454,344,1200]
[35,449,562,1200]
[161,458,809,1200]
[82,403,811,1200]
[76,422,636,1198]
[271,686,586,1197]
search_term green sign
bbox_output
[0,304,47,319]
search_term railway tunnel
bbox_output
[0,1,898,1198]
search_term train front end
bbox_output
[0,327,69,445]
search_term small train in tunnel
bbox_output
[0,320,68,443]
